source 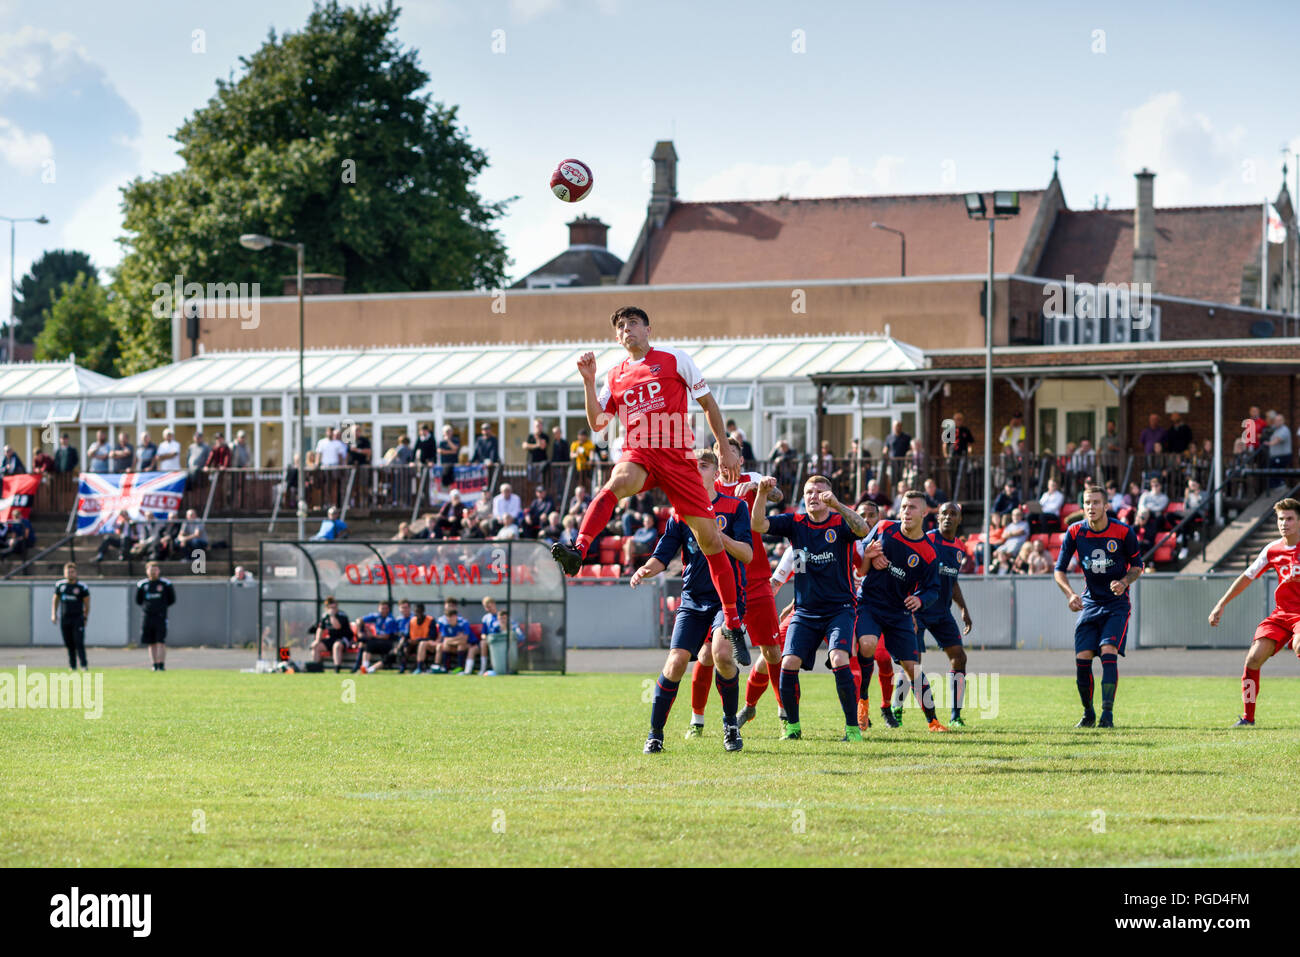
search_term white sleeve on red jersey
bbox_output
[771,546,797,585]
[1245,541,1277,580]
[595,367,616,416]
[662,346,710,400]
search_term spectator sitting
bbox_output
[1011,540,1035,574]
[1038,478,1065,525]
[1137,478,1169,528]
[768,439,798,486]
[0,517,34,558]
[206,433,232,471]
[890,480,912,518]
[619,490,655,536]
[559,514,579,547]
[992,549,1014,575]
[1133,508,1159,551]
[129,516,169,561]
[994,508,1029,560]
[569,484,591,517]
[230,565,257,586]
[491,483,523,528]
[108,432,133,474]
[135,432,158,471]
[53,433,78,473]
[992,480,1020,516]
[154,429,181,471]
[524,486,555,538]
[311,597,353,673]
[87,430,111,473]
[1062,478,1098,526]
[412,514,438,539]
[177,508,210,551]
[392,521,414,541]
[1,444,25,476]
[93,510,135,562]
[433,491,466,537]
[1105,479,1125,514]
[495,514,521,540]
[309,506,347,541]
[623,512,660,570]
[855,478,891,510]
[1026,539,1052,575]
[473,423,500,465]
[540,510,564,543]
[406,602,437,673]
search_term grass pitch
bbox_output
[2,669,1298,867]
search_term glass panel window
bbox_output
[893,385,916,404]
[444,393,467,414]
[348,395,372,414]
[109,399,137,422]
[232,398,253,417]
[203,398,224,418]
[261,397,282,416]
[409,393,433,413]
[0,400,23,424]
[173,399,194,419]
[25,400,51,424]
[824,385,853,405]
[792,384,817,406]
[146,400,168,420]
[474,392,498,413]
[719,385,753,409]
[505,391,527,412]
[49,400,80,422]
[536,390,559,411]
[318,395,342,416]
[378,394,403,414]
[761,385,785,408]
[565,389,584,411]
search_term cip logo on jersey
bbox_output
[622,380,662,408]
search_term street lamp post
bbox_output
[3,214,50,362]
[963,192,1020,577]
[240,233,307,539]
[870,221,906,276]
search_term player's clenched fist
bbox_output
[1109,579,1128,596]
[864,540,889,571]
[757,476,778,494]
[1067,593,1083,612]
[1207,606,1222,627]
[576,352,597,382]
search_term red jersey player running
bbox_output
[551,306,750,662]
[1209,497,1300,727]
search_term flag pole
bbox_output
[1262,200,1269,311]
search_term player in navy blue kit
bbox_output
[856,490,946,731]
[51,562,90,670]
[1053,485,1143,728]
[633,450,752,753]
[135,562,176,671]
[916,502,974,727]
[752,473,871,742]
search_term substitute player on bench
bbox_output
[1053,485,1143,728]
[633,450,751,754]
[52,562,90,670]
[549,306,749,664]
[855,490,946,731]
[752,474,871,741]
[1208,497,1300,727]
[917,502,975,727]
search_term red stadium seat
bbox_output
[1030,533,1051,547]
[577,565,601,579]
[1048,533,1064,548]
[598,540,620,564]
[1165,501,1184,513]
[470,623,483,638]
[525,622,543,651]
[599,564,620,578]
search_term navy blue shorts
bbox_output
[1074,602,1131,657]
[915,612,963,650]
[670,605,723,662]
[783,610,855,671]
[855,604,919,662]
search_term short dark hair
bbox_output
[696,449,718,469]
[902,490,927,503]
[610,305,650,328]
[1083,486,1107,502]
[1275,498,1300,518]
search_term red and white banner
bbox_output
[0,474,39,521]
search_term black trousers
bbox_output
[60,618,86,667]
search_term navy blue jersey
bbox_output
[764,511,862,617]
[134,578,176,621]
[1055,518,1142,606]
[920,529,965,620]
[652,494,750,611]
[858,520,939,613]
[54,579,90,622]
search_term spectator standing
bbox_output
[998,412,1025,453]
[231,430,252,469]
[885,420,912,459]
[154,429,181,471]
[1100,420,1122,455]
[522,419,548,478]
[87,430,111,474]
[53,433,79,473]
[135,432,157,471]
[206,433,232,471]
[31,447,54,474]
[1139,413,1166,455]
[1164,413,1193,455]
[549,426,570,467]
[437,425,460,486]
[1243,405,1268,453]
[414,424,438,465]
[1069,439,1096,486]
[472,423,499,466]
[944,411,975,457]
[392,435,415,466]
[571,429,596,478]
[106,432,132,474]
[315,427,347,468]
[347,426,372,467]
[1,445,25,475]
[187,433,210,473]
[1266,412,1292,486]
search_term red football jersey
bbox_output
[1246,538,1300,616]
[715,471,775,593]
[597,346,708,454]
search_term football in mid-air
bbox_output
[551,158,594,202]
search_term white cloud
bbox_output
[60,175,127,272]
[686,155,907,202]
[510,0,563,23]
[0,115,52,172]
[0,27,90,94]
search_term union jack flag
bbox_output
[75,471,187,535]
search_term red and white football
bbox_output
[550,158,594,203]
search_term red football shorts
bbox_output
[624,448,715,520]
[743,586,780,646]
[1253,612,1300,654]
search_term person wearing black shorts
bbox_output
[310,596,352,673]
[51,562,90,669]
[135,561,177,671]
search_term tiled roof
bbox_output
[511,246,624,288]
[625,191,1046,283]
[1035,205,1263,303]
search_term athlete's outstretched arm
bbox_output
[1208,572,1252,626]
[824,491,870,538]
[629,556,666,588]
[696,393,741,481]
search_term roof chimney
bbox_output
[567,215,608,248]
[649,140,678,227]
[1133,168,1156,289]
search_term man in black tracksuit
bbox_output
[51,562,90,670]
[136,561,177,671]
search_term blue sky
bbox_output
[1,0,1298,289]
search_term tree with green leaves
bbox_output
[10,250,97,344]
[111,0,511,374]
[34,273,118,375]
